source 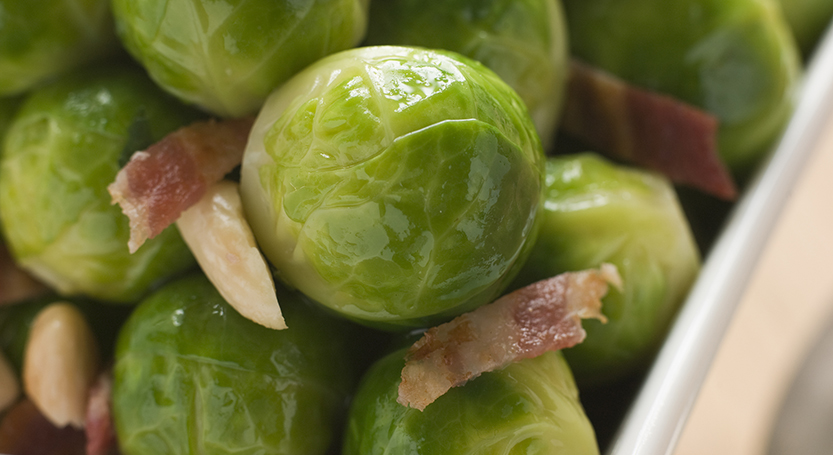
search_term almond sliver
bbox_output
[177,180,287,330]
[24,302,100,428]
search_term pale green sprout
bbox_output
[241,46,545,330]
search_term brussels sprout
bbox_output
[240,46,545,330]
[344,348,598,455]
[512,154,700,386]
[563,0,801,174]
[0,65,200,303]
[111,0,370,117]
[365,0,569,149]
[113,274,360,455]
[0,0,119,96]
[778,0,833,56]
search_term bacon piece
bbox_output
[0,242,50,305]
[561,60,737,200]
[0,399,86,455]
[85,370,119,455]
[108,117,254,253]
[398,264,621,411]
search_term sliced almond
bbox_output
[23,302,100,429]
[0,350,19,413]
[177,180,287,330]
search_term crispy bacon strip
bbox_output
[562,60,737,200]
[398,264,621,411]
[0,399,86,455]
[108,117,254,253]
[85,370,118,455]
[1,242,50,305]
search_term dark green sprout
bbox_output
[344,349,599,455]
[113,274,362,455]
[512,154,700,386]
[0,0,119,96]
[563,0,801,175]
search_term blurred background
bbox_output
[674,95,833,454]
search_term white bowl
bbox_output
[607,23,833,455]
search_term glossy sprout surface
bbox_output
[365,0,569,149]
[113,274,359,455]
[240,46,545,330]
[0,66,198,303]
[111,0,370,117]
[563,0,801,174]
[513,154,700,386]
[0,0,119,96]
[344,348,599,455]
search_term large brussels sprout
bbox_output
[0,0,119,96]
[365,0,569,149]
[512,154,700,385]
[778,0,833,55]
[240,46,545,330]
[113,274,360,455]
[563,0,801,174]
[111,0,370,117]
[0,66,199,303]
[344,348,598,455]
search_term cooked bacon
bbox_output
[85,370,118,455]
[397,264,621,411]
[561,60,737,200]
[108,117,254,253]
[0,399,86,455]
[0,242,50,305]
